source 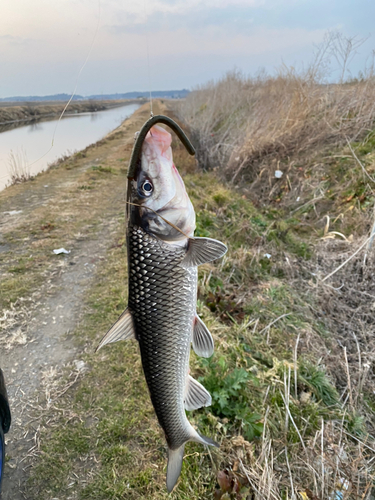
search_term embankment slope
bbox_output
[0,99,142,125]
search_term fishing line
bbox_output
[2,0,101,182]
[143,0,153,117]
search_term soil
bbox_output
[0,101,165,499]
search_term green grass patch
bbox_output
[91,165,115,174]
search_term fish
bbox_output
[96,120,227,492]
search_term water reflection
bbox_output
[28,122,44,133]
[0,121,31,134]
[0,103,139,191]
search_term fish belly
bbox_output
[128,225,197,449]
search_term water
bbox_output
[0,103,140,191]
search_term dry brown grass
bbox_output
[7,148,33,185]
[180,36,375,188]
[220,404,375,500]
[177,37,375,498]
[312,237,375,414]
[182,72,375,177]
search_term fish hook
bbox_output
[127,115,195,180]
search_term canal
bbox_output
[0,103,140,191]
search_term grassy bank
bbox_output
[177,64,375,497]
[2,95,374,499]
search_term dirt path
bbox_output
[0,101,166,498]
[1,235,111,498]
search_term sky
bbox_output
[1,0,374,98]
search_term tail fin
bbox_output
[166,444,185,493]
[166,430,219,492]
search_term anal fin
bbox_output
[184,375,212,411]
[181,237,227,267]
[193,315,214,358]
[96,308,136,352]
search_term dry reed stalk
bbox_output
[7,148,32,184]
[180,50,375,188]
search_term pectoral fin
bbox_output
[184,375,212,411]
[192,315,214,358]
[181,237,227,267]
[96,308,136,352]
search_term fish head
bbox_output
[129,124,195,241]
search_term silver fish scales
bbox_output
[129,225,196,447]
[97,116,227,492]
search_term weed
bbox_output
[91,165,115,173]
[199,357,264,441]
[298,362,339,406]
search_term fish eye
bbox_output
[139,179,153,197]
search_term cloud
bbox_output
[1,0,373,97]
[97,24,327,61]
[103,0,277,35]
[104,4,257,36]
[104,0,353,39]
[0,34,37,46]
[104,0,375,39]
